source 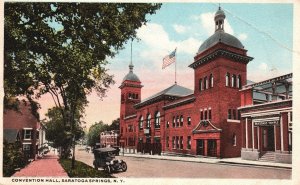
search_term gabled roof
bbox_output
[134,84,193,108]
[192,120,222,134]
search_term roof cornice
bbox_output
[189,49,253,69]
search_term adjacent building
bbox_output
[100,130,120,147]
[239,73,292,163]
[3,100,42,159]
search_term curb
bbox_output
[121,154,292,170]
[218,161,292,170]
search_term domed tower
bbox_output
[189,6,253,158]
[119,61,143,119]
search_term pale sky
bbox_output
[37,2,294,129]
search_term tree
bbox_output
[108,118,120,131]
[44,107,84,159]
[4,3,161,168]
[87,121,109,148]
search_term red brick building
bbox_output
[239,73,292,163]
[3,100,41,159]
[119,7,254,158]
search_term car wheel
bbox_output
[104,165,111,174]
[121,162,127,172]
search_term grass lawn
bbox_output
[59,159,114,178]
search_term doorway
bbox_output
[207,139,217,157]
[196,139,204,155]
[262,126,275,151]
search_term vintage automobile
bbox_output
[93,147,127,174]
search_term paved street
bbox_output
[75,146,291,179]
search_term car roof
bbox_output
[94,147,116,153]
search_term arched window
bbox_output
[237,75,241,89]
[136,94,139,99]
[226,73,230,87]
[232,74,236,88]
[146,114,151,128]
[199,78,202,91]
[204,76,208,89]
[176,116,179,127]
[180,115,183,127]
[155,111,160,129]
[210,74,214,88]
[139,116,144,130]
[173,116,176,127]
[128,93,132,99]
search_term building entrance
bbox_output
[262,126,275,151]
[207,139,217,157]
[196,139,204,155]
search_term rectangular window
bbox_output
[23,129,32,140]
[128,125,133,132]
[233,109,236,120]
[199,79,202,91]
[23,144,31,151]
[187,117,191,125]
[180,136,183,149]
[187,136,191,149]
[208,109,212,120]
[228,109,232,119]
[176,136,179,149]
[204,110,207,120]
[172,137,175,149]
[166,136,169,148]
[200,111,203,120]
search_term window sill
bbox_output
[227,119,240,123]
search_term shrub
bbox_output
[3,141,29,177]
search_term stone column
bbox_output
[280,115,284,152]
[252,119,254,150]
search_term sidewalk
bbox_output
[121,152,292,169]
[13,151,69,177]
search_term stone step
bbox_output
[259,152,275,162]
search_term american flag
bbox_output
[162,48,176,69]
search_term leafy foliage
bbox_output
[59,158,113,178]
[86,118,120,147]
[87,121,109,147]
[4,2,161,121]
[44,107,84,158]
[3,141,29,177]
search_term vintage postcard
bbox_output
[1,1,299,185]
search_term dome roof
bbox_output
[123,71,140,82]
[198,31,244,53]
[215,8,225,17]
[198,6,244,53]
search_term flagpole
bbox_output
[175,58,177,84]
